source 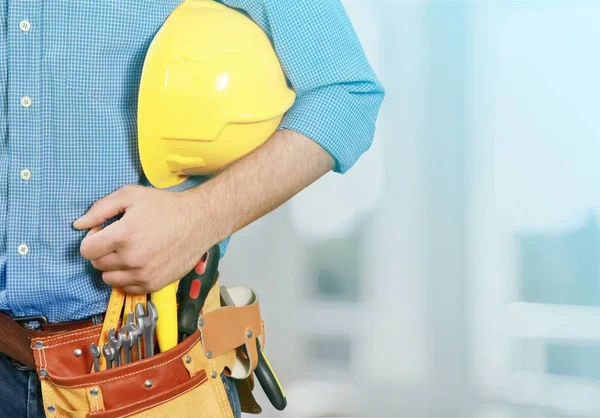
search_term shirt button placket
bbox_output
[7,1,41,317]
[18,16,34,264]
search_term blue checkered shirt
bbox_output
[0,1,384,322]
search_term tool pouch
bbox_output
[31,279,265,418]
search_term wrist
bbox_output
[179,181,227,250]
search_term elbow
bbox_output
[347,79,386,154]
[279,78,385,174]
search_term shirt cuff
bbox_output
[278,83,384,174]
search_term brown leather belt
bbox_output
[0,313,100,370]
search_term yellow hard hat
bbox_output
[138,0,296,189]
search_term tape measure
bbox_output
[92,288,127,373]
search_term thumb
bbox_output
[73,187,134,230]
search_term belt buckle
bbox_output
[12,315,48,371]
[14,315,49,330]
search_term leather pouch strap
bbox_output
[200,286,263,380]
[0,312,35,369]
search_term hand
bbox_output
[73,185,210,294]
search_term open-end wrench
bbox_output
[102,342,115,369]
[126,312,143,361]
[136,301,158,359]
[89,343,101,373]
[119,326,133,364]
[108,328,123,367]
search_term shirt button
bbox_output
[20,96,32,108]
[18,243,29,256]
[19,20,31,32]
[20,169,31,181]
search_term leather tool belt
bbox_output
[0,277,267,418]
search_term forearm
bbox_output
[182,129,334,247]
[178,0,384,248]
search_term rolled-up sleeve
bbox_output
[219,0,385,174]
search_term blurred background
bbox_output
[220,1,600,416]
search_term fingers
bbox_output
[80,218,130,260]
[102,270,136,289]
[73,185,139,230]
[91,252,128,272]
[101,270,160,294]
[121,284,149,295]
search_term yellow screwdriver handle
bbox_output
[150,281,179,353]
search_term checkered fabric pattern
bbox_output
[0,0,384,322]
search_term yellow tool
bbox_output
[150,282,179,353]
[137,0,295,352]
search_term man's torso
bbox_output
[0,0,185,322]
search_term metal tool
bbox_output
[125,312,143,361]
[177,244,221,342]
[108,328,123,367]
[89,343,101,373]
[136,301,158,359]
[119,326,133,365]
[221,287,287,411]
[253,340,287,411]
[102,342,115,369]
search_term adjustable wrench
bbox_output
[136,301,158,359]
[89,343,101,373]
[108,328,123,367]
[102,342,116,369]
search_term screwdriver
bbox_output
[177,244,221,341]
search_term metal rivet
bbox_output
[35,340,43,349]
[144,380,153,389]
[90,388,99,396]
[184,356,192,364]
[211,371,217,379]
[47,405,56,413]
[206,351,213,359]
[198,318,205,327]
[73,349,82,357]
[39,368,48,377]
[246,330,253,339]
